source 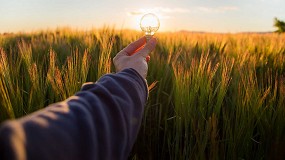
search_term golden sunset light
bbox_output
[0,1,285,160]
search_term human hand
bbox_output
[113,37,157,79]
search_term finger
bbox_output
[123,37,146,55]
[136,37,157,58]
[146,55,150,62]
[113,50,128,62]
[115,49,129,57]
[131,45,145,56]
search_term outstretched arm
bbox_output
[0,37,157,160]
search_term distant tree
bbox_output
[274,18,285,33]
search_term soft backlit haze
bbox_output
[0,0,285,33]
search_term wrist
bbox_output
[120,68,149,99]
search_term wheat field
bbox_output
[0,28,285,159]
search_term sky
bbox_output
[0,0,285,33]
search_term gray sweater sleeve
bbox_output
[0,68,148,160]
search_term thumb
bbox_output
[135,37,157,58]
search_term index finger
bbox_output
[123,37,146,55]
[136,37,157,58]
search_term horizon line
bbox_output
[0,26,276,35]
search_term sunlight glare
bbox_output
[140,13,160,36]
[128,8,165,32]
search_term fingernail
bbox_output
[146,56,150,62]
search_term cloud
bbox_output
[127,7,190,16]
[155,7,191,13]
[197,6,239,13]
[128,11,144,16]
[127,6,237,17]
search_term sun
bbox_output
[140,13,160,36]
[127,8,164,32]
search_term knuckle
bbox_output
[128,43,135,49]
[113,56,118,62]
